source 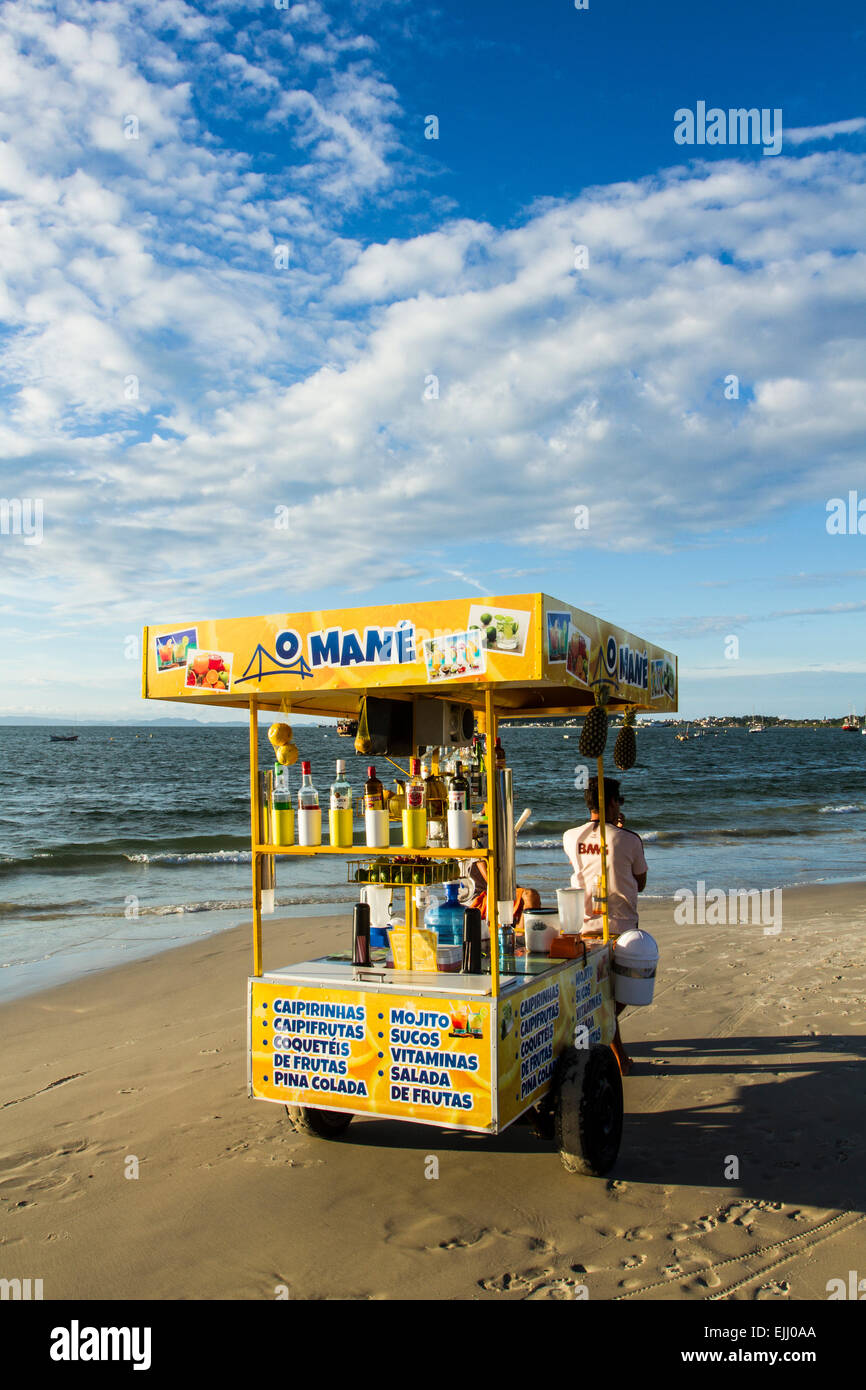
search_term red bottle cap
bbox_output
[367,765,376,777]
[301,760,311,773]
[410,757,420,774]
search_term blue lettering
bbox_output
[275,629,301,662]
[340,631,365,666]
[309,629,341,667]
[364,627,394,663]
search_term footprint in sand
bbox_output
[438,1228,490,1251]
[525,1277,586,1300]
[621,1254,647,1269]
[607,1179,628,1194]
[756,1279,791,1300]
[624,1228,653,1242]
[479,1268,545,1294]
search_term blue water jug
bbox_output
[424,881,465,946]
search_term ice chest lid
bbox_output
[612,928,659,964]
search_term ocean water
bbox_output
[0,724,864,1000]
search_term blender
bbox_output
[556,887,585,934]
[361,885,393,948]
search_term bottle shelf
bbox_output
[348,858,466,887]
[254,844,487,859]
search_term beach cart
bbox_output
[142,595,677,1174]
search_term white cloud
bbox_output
[0,0,864,722]
[785,117,866,145]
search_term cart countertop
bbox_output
[254,955,581,997]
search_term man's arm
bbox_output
[631,832,648,893]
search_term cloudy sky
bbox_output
[0,0,864,720]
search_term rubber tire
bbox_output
[285,1104,353,1139]
[554,1044,623,1176]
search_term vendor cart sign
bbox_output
[142,593,676,712]
[497,951,615,1129]
[249,980,495,1132]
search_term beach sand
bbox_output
[1,883,864,1301]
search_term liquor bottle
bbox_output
[469,738,483,800]
[297,761,321,846]
[364,765,388,848]
[389,778,406,819]
[272,760,294,846]
[329,758,353,847]
[447,758,473,849]
[495,737,506,770]
[402,756,427,848]
[364,766,384,811]
[448,760,469,811]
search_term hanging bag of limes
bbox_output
[354,697,373,756]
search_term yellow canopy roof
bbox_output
[142,592,677,717]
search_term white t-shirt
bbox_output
[562,820,648,933]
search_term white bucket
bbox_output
[364,808,390,848]
[556,887,585,933]
[612,929,659,1006]
[523,908,560,955]
[447,808,473,850]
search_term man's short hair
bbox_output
[585,775,622,814]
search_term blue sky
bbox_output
[0,0,864,720]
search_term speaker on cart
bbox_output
[362,697,414,757]
[413,698,475,750]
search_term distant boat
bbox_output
[748,718,764,733]
[49,733,79,742]
[842,707,860,731]
[336,719,358,738]
[675,723,690,742]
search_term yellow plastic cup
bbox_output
[329,807,353,847]
[272,806,294,846]
[402,807,427,849]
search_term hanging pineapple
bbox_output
[613,706,637,770]
[579,693,609,758]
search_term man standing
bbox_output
[562,776,648,1073]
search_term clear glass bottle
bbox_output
[272,760,294,845]
[297,760,321,846]
[329,758,353,847]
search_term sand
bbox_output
[1,882,864,1302]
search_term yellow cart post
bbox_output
[142,594,677,1173]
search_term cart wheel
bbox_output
[285,1104,353,1139]
[554,1044,623,1176]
